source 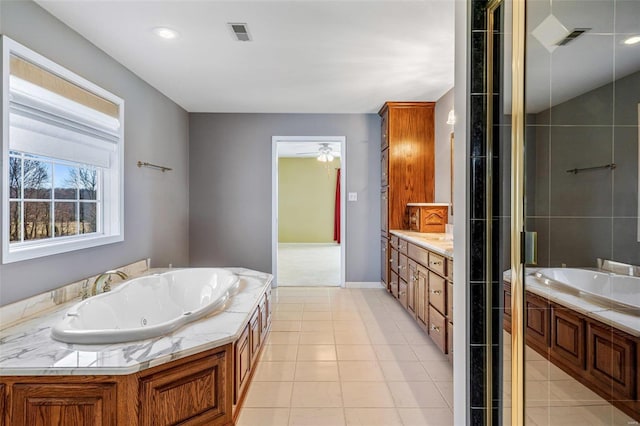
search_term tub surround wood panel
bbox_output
[504,273,640,421]
[389,230,454,358]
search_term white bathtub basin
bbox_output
[534,268,640,310]
[51,268,240,344]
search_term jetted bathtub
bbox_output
[534,268,640,310]
[51,268,240,344]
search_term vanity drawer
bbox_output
[390,235,399,249]
[399,253,409,282]
[429,306,447,353]
[429,272,446,315]
[399,279,408,309]
[447,258,453,280]
[408,243,429,267]
[447,282,453,319]
[390,248,399,274]
[428,252,446,276]
[390,271,399,299]
[397,238,409,255]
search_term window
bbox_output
[2,36,124,263]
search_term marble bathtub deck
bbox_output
[0,268,272,376]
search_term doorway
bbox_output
[272,136,346,287]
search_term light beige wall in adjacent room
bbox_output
[278,158,341,243]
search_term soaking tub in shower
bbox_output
[533,268,640,310]
[51,268,240,344]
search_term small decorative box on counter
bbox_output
[407,203,449,233]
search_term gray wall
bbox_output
[528,70,640,267]
[189,113,380,283]
[434,87,455,224]
[0,1,190,305]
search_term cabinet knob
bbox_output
[432,290,442,295]
[430,325,441,333]
[389,259,394,263]
[399,291,406,296]
[431,261,443,266]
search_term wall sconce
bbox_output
[446,109,456,125]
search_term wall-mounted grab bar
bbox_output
[137,161,172,172]
[566,163,616,174]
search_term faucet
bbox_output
[91,270,129,296]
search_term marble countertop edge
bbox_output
[0,268,273,376]
[389,229,454,258]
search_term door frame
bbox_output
[271,135,347,288]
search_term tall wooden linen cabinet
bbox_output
[379,102,435,289]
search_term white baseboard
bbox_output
[345,281,385,289]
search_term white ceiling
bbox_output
[36,0,455,114]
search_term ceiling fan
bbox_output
[296,143,336,162]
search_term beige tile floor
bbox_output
[237,287,454,426]
[277,244,341,286]
[238,286,637,425]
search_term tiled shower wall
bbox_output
[527,71,640,267]
[468,0,508,424]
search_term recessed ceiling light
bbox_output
[153,27,179,40]
[623,35,640,45]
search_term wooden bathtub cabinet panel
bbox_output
[0,383,4,426]
[250,308,261,365]
[587,323,636,401]
[550,306,585,371]
[525,293,550,352]
[11,382,117,426]
[138,347,231,426]
[235,324,251,405]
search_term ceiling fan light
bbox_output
[317,154,328,162]
[327,154,334,162]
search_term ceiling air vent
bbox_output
[228,23,251,42]
[556,28,590,46]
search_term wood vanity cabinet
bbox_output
[379,101,435,284]
[407,205,448,233]
[390,235,453,358]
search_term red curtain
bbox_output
[334,168,341,244]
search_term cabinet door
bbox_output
[381,110,388,150]
[428,306,447,353]
[381,148,389,186]
[587,322,636,400]
[399,253,409,282]
[139,349,229,426]
[235,325,251,404]
[525,292,550,353]
[428,271,446,316]
[260,296,269,338]
[381,188,388,236]
[399,279,408,309]
[503,282,512,333]
[381,237,389,289]
[390,271,399,299]
[12,383,117,426]
[250,309,261,364]
[550,306,585,371]
[390,248,399,274]
[407,260,417,316]
[416,265,429,328]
